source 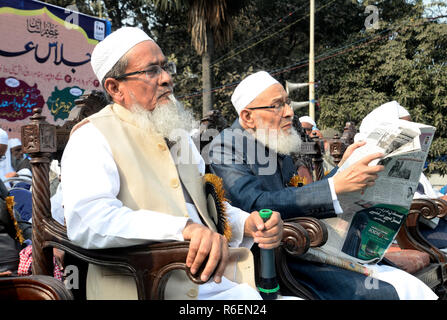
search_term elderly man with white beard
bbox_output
[208,71,438,300]
[60,27,286,300]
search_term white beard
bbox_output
[254,125,301,155]
[129,95,198,141]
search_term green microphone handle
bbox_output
[257,209,279,300]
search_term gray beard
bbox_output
[254,126,301,155]
[129,95,198,142]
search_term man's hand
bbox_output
[182,221,228,284]
[338,141,366,168]
[244,210,283,249]
[333,152,385,194]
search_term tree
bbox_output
[150,0,248,117]
[315,1,447,175]
[42,0,447,175]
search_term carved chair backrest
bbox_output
[21,90,109,276]
[326,121,357,167]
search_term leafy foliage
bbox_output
[44,0,447,174]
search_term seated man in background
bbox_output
[61,27,285,300]
[355,101,447,252]
[0,129,14,182]
[208,71,438,300]
[299,116,322,139]
[8,138,31,173]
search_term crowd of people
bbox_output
[0,26,446,301]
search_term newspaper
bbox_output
[301,119,436,271]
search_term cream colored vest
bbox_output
[82,103,217,231]
[76,103,255,300]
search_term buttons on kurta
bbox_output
[171,178,180,188]
[187,288,198,298]
[157,143,167,151]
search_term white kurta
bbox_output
[61,122,261,299]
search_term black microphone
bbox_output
[257,209,279,300]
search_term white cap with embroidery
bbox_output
[231,71,279,115]
[91,27,154,83]
[0,129,8,145]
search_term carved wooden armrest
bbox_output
[272,218,324,300]
[42,218,204,300]
[285,217,328,248]
[280,220,310,256]
[432,198,447,219]
[396,199,446,263]
[0,275,74,300]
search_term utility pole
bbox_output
[309,0,315,121]
[98,1,102,18]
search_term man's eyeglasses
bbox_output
[113,61,176,80]
[246,98,291,114]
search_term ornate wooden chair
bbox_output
[392,198,447,297]
[19,91,321,300]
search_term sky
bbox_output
[422,0,447,21]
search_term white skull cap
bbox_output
[0,128,8,145]
[91,27,154,83]
[299,116,316,127]
[231,71,279,115]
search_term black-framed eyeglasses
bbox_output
[246,98,291,113]
[113,61,177,80]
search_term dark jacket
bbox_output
[208,120,337,220]
[0,180,30,273]
[208,120,400,300]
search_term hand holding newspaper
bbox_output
[301,119,436,274]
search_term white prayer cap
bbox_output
[0,129,8,145]
[231,71,279,114]
[8,138,21,149]
[91,27,154,83]
[17,168,32,179]
[355,101,410,142]
[299,116,316,127]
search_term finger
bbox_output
[251,211,265,231]
[262,211,281,230]
[346,140,366,152]
[186,233,201,270]
[255,223,282,239]
[200,235,222,282]
[257,234,282,249]
[359,152,384,165]
[362,165,385,174]
[190,236,212,276]
[213,238,229,283]
[255,227,283,248]
[341,141,366,161]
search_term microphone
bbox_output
[257,209,279,300]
